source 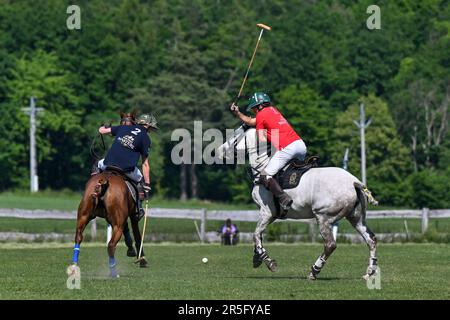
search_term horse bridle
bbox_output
[230,124,266,182]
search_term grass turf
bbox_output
[0,243,448,299]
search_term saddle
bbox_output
[273,155,319,190]
[104,166,139,205]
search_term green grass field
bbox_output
[0,243,448,299]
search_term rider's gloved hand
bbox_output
[230,103,239,115]
[143,183,151,199]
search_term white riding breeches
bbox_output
[97,159,143,183]
[263,139,307,177]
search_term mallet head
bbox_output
[257,23,272,31]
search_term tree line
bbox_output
[0,0,448,208]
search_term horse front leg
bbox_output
[123,221,137,257]
[253,210,277,272]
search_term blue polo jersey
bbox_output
[104,125,151,172]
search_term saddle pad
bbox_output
[276,167,312,189]
[274,156,319,190]
[125,181,137,203]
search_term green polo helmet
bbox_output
[137,114,158,130]
[246,92,271,111]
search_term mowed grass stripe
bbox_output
[0,244,448,299]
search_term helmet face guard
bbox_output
[137,114,158,131]
[246,92,271,111]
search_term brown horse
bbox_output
[70,112,147,278]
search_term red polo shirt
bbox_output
[255,106,301,150]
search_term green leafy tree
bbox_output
[1,49,82,189]
[330,95,413,205]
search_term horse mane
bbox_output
[119,111,136,125]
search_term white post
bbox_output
[353,103,372,186]
[332,225,338,241]
[90,218,97,241]
[332,148,350,241]
[309,220,316,242]
[360,103,367,185]
[30,97,37,192]
[200,209,206,243]
[421,208,429,234]
[106,224,112,244]
[21,97,43,192]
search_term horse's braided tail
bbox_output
[354,182,378,207]
[91,178,109,209]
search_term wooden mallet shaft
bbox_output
[236,23,272,100]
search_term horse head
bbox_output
[216,124,248,161]
[119,111,136,125]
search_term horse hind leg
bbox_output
[308,218,337,280]
[347,214,378,280]
[107,225,124,278]
[71,199,94,266]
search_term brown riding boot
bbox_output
[267,178,293,213]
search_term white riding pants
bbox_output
[263,139,307,177]
[98,159,143,183]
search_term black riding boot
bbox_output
[267,178,293,213]
[135,181,146,221]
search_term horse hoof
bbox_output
[139,258,148,268]
[109,268,120,279]
[66,264,79,276]
[362,268,377,280]
[127,248,137,257]
[266,260,278,272]
[307,272,317,280]
[253,255,263,268]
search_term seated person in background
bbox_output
[219,219,239,245]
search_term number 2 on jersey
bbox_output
[131,127,141,136]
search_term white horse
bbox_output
[217,125,379,280]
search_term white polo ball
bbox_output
[202,257,208,264]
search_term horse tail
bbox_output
[91,178,110,209]
[354,182,379,211]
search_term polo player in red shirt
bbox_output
[231,92,307,212]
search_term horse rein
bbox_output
[90,132,106,161]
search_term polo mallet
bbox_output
[234,23,272,103]
[136,200,149,263]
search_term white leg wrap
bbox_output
[314,256,326,269]
[311,256,326,274]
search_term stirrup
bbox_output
[279,194,293,210]
[137,208,145,221]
